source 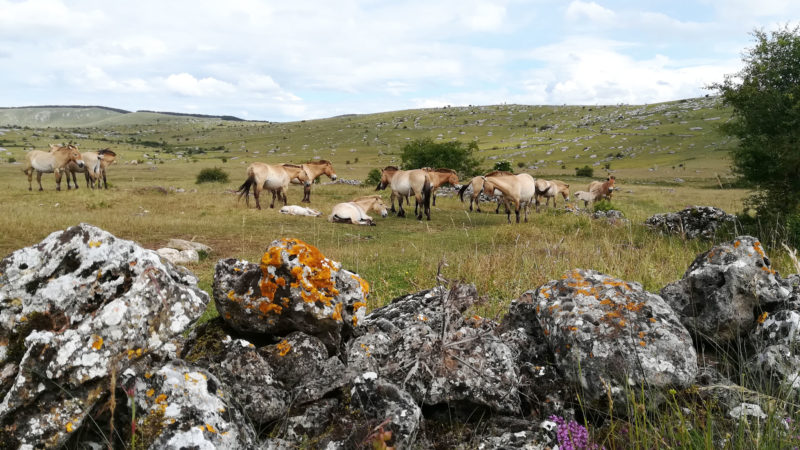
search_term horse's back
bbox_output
[26,151,56,172]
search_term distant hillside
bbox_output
[0,106,243,127]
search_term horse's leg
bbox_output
[269,190,277,209]
[515,201,521,224]
[397,192,406,218]
[25,168,33,191]
[254,187,262,210]
[102,169,108,189]
[302,185,311,203]
[39,171,46,191]
[432,187,437,206]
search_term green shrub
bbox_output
[493,160,513,172]
[365,168,381,186]
[593,199,614,212]
[575,165,594,177]
[7,157,15,163]
[196,167,229,184]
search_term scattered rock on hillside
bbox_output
[644,206,735,239]
[213,238,369,353]
[156,247,199,265]
[0,223,209,447]
[534,269,697,410]
[661,236,791,342]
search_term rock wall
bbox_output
[1,224,798,448]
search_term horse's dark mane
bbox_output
[306,159,331,165]
[98,148,117,157]
[383,165,399,171]
[283,163,302,168]
[484,170,513,176]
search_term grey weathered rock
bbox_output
[535,269,697,410]
[213,238,369,353]
[156,247,199,265]
[127,360,258,449]
[644,206,735,239]
[0,223,208,447]
[748,308,800,394]
[165,238,212,254]
[346,284,521,415]
[346,372,422,449]
[592,209,628,225]
[661,236,790,342]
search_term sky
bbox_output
[0,0,798,122]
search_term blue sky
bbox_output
[0,0,797,121]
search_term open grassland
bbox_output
[0,97,791,314]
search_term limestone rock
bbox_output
[748,308,800,394]
[156,247,199,265]
[213,238,368,353]
[535,269,697,410]
[347,284,521,414]
[0,223,208,447]
[645,206,735,239]
[165,238,212,254]
[661,236,790,341]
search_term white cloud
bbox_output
[164,73,235,97]
[566,1,616,24]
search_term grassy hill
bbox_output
[0,106,242,128]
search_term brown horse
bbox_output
[63,148,117,189]
[376,166,432,220]
[588,176,616,201]
[24,145,84,191]
[534,179,570,212]
[426,168,459,206]
[237,163,311,209]
[458,170,512,213]
[287,160,337,203]
[481,172,536,223]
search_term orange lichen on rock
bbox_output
[91,335,103,350]
[331,303,343,321]
[758,312,768,324]
[351,273,370,296]
[277,339,292,356]
[753,241,766,258]
[258,301,282,315]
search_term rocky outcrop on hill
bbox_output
[644,205,735,239]
[2,226,799,448]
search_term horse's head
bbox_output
[325,162,338,181]
[371,196,389,218]
[437,169,459,186]
[376,167,396,190]
[560,183,570,201]
[66,145,85,168]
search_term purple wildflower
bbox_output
[548,415,604,450]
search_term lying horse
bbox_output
[534,179,570,212]
[426,168,459,206]
[24,145,84,191]
[588,176,616,201]
[287,160,337,203]
[329,195,389,226]
[237,163,310,209]
[62,148,117,189]
[376,166,432,220]
[482,172,536,223]
[458,170,512,213]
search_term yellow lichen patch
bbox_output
[227,290,238,302]
[734,240,741,248]
[649,317,657,323]
[753,241,766,258]
[638,331,646,339]
[91,335,103,350]
[639,341,646,347]
[353,301,367,312]
[351,273,370,296]
[19,316,27,322]
[66,422,74,433]
[758,312,768,324]
[144,372,152,379]
[146,389,154,397]
[205,423,217,433]
[331,303,343,321]
[275,277,286,287]
[258,301,282,315]
[88,240,102,248]
[277,339,292,356]
[155,394,168,404]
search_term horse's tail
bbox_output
[236,175,256,207]
[422,176,432,217]
[458,183,470,202]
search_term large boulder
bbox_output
[346,284,521,415]
[534,269,697,410]
[748,307,800,396]
[0,223,209,447]
[213,238,369,353]
[661,236,791,342]
[644,205,735,239]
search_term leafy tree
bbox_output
[711,26,800,215]
[364,168,382,186]
[575,165,594,177]
[400,138,482,176]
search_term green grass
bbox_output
[2,98,798,448]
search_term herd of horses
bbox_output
[22,144,117,191]
[19,146,615,226]
[235,160,616,226]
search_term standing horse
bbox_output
[588,176,616,201]
[236,163,310,209]
[287,160,337,203]
[426,168,459,206]
[534,179,570,212]
[375,166,432,220]
[62,148,117,189]
[24,145,85,191]
[458,170,512,213]
[328,195,389,226]
[481,172,536,223]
